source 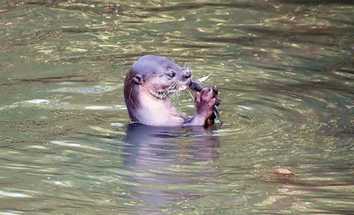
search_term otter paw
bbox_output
[195,87,217,117]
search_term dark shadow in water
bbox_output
[120,123,219,212]
[208,26,353,48]
[23,0,121,15]
[275,0,354,5]
[137,2,274,12]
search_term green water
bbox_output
[0,0,353,214]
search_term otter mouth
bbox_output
[149,82,178,100]
[177,79,191,91]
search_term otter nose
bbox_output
[183,70,192,79]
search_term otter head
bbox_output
[124,55,192,122]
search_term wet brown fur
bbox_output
[124,70,140,121]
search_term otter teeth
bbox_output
[149,82,178,100]
[150,88,175,99]
[150,89,167,99]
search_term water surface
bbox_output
[0,0,353,214]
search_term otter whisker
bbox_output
[175,90,180,107]
[183,65,192,76]
[188,90,194,101]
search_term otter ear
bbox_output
[133,74,143,85]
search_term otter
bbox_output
[124,55,218,127]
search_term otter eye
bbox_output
[166,70,176,78]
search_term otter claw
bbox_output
[195,87,218,117]
[190,81,221,126]
[212,86,218,95]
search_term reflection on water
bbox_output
[121,124,219,214]
[0,0,353,214]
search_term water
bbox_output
[0,0,353,214]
